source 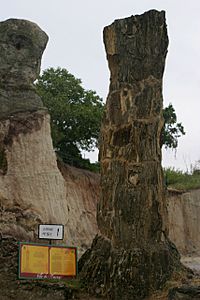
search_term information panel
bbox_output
[50,247,76,276]
[19,242,77,279]
[20,244,48,276]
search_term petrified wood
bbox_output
[80,10,181,300]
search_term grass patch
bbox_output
[164,167,200,190]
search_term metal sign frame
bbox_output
[38,224,64,240]
[18,242,77,280]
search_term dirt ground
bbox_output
[181,256,200,274]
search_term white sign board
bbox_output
[38,224,64,240]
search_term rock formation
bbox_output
[2,15,198,300]
[168,286,200,300]
[167,189,200,257]
[0,19,98,257]
[0,19,46,118]
[79,10,181,299]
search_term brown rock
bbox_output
[0,111,99,255]
[168,286,200,300]
[0,19,98,257]
[0,18,98,300]
[80,10,181,299]
[0,19,48,118]
[167,189,200,257]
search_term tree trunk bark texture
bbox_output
[79,10,181,300]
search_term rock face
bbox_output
[0,19,47,118]
[0,19,98,258]
[167,189,200,256]
[80,10,181,300]
[57,162,99,255]
[168,286,200,300]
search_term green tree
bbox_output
[35,67,104,168]
[161,103,185,149]
[36,68,184,169]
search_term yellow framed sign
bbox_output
[18,242,77,279]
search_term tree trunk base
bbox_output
[79,235,181,300]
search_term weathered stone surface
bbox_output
[57,162,100,256]
[168,285,200,300]
[0,111,99,256]
[0,19,48,118]
[167,189,200,257]
[80,10,181,299]
[0,19,98,259]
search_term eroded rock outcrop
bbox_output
[80,10,181,299]
[0,19,98,256]
[167,189,200,257]
[0,19,46,118]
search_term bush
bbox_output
[164,167,200,190]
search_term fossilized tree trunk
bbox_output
[80,10,181,300]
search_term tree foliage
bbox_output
[35,67,104,168]
[161,103,185,149]
[35,68,185,170]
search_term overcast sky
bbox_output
[2,0,200,171]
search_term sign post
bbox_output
[18,224,78,280]
[38,224,64,240]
